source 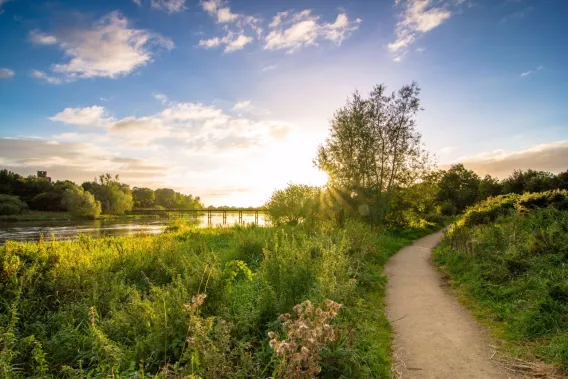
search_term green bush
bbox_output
[439,200,458,216]
[0,194,28,215]
[451,190,568,235]
[436,198,568,372]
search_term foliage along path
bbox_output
[385,232,512,378]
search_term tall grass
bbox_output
[0,221,432,377]
[434,191,568,373]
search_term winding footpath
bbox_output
[385,231,514,378]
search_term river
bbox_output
[0,213,268,244]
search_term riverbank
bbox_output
[0,221,437,378]
[0,211,161,223]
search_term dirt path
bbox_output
[385,231,514,378]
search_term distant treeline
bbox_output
[436,164,568,215]
[0,170,203,217]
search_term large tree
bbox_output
[62,186,101,219]
[315,82,430,222]
[436,164,480,212]
[82,174,133,215]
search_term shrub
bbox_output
[450,190,568,236]
[439,200,457,216]
[62,186,102,218]
[0,195,28,215]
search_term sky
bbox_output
[0,0,567,206]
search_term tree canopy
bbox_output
[315,82,431,223]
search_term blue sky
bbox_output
[0,0,567,205]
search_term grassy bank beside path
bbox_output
[1,221,438,378]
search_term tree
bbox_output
[132,187,156,208]
[29,180,76,212]
[82,174,133,215]
[315,82,430,223]
[436,164,480,212]
[558,170,568,190]
[62,186,101,218]
[154,188,176,208]
[477,175,502,202]
[502,169,558,194]
[265,184,320,225]
[0,194,28,215]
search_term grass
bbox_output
[434,192,568,374]
[0,220,436,378]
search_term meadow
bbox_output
[0,221,436,378]
[434,190,568,373]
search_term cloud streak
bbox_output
[389,0,462,61]
[444,140,568,178]
[0,68,14,79]
[520,65,544,78]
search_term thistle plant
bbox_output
[268,299,342,378]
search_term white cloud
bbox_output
[216,6,239,23]
[199,31,253,52]
[269,11,288,28]
[262,64,277,72]
[0,68,14,79]
[153,93,170,105]
[225,34,253,52]
[445,140,568,178]
[232,100,252,112]
[264,10,361,53]
[199,0,261,52]
[438,146,456,155]
[0,137,167,184]
[132,0,142,6]
[151,0,186,13]
[389,0,460,61]
[198,37,221,48]
[33,12,173,82]
[29,29,57,45]
[30,69,62,84]
[160,102,226,121]
[49,97,291,151]
[49,106,110,127]
[520,65,544,78]
[200,0,256,25]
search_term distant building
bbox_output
[37,170,52,183]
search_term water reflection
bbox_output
[0,213,267,244]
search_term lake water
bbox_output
[0,213,268,244]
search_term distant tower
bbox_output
[37,170,52,183]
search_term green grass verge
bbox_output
[434,206,568,374]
